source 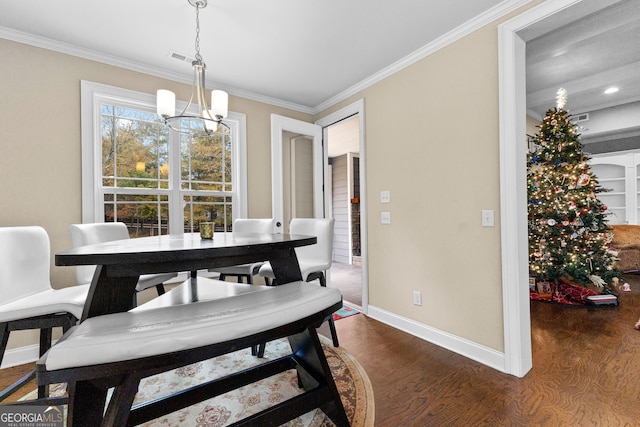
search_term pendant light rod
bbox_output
[157,0,229,136]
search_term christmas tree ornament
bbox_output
[526,88,620,297]
[556,87,568,109]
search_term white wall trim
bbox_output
[80,80,247,226]
[313,0,535,113]
[0,343,43,369]
[316,99,369,312]
[368,306,507,373]
[1,0,531,116]
[498,0,585,377]
[0,26,315,115]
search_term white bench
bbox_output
[36,281,349,427]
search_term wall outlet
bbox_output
[413,291,422,306]
[380,190,391,203]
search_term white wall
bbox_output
[331,154,350,264]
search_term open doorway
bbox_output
[326,115,363,307]
[499,0,639,376]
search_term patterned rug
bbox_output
[24,335,374,426]
[333,304,360,321]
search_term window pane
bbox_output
[101,103,169,190]
[183,195,232,233]
[181,130,232,191]
[103,194,169,236]
[87,85,241,237]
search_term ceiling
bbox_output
[523,0,640,118]
[1,1,637,122]
[0,0,504,112]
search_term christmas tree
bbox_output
[527,88,619,290]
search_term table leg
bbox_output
[288,328,350,427]
[268,248,303,284]
[81,265,139,321]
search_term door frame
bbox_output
[499,0,584,377]
[316,99,368,312]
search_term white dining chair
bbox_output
[69,222,177,304]
[0,226,89,401]
[258,218,339,348]
[209,218,275,284]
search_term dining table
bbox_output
[44,230,353,427]
[54,231,317,321]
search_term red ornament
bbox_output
[600,205,608,211]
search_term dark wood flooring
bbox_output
[323,276,640,426]
[3,278,640,425]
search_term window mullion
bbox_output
[168,129,183,234]
[82,81,245,235]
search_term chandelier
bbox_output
[157,0,229,136]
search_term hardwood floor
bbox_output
[3,279,640,425]
[325,277,640,426]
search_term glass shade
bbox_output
[157,89,176,117]
[211,90,228,119]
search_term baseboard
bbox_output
[367,305,507,373]
[5,308,506,373]
[1,343,41,369]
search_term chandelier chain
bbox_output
[194,4,202,62]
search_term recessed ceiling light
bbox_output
[604,86,619,95]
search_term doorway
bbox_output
[271,100,368,312]
[326,116,363,307]
[317,99,368,311]
[498,0,635,376]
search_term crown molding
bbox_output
[1,0,532,116]
[0,26,315,115]
[312,0,535,114]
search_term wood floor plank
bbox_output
[329,276,640,425]
[3,278,640,424]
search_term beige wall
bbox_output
[315,2,542,351]
[318,24,506,351]
[1,0,541,360]
[0,38,310,352]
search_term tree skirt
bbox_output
[530,279,607,306]
[22,335,374,426]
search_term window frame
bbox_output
[80,80,247,233]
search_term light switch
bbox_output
[380,190,391,203]
[482,210,494,227]
[381,211,391,224]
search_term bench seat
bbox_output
[44,280,339,370]
[35,281,349,427]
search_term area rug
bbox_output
[333,304,360,320]
[23,335,374,426]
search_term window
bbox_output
[81,81,247,235]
